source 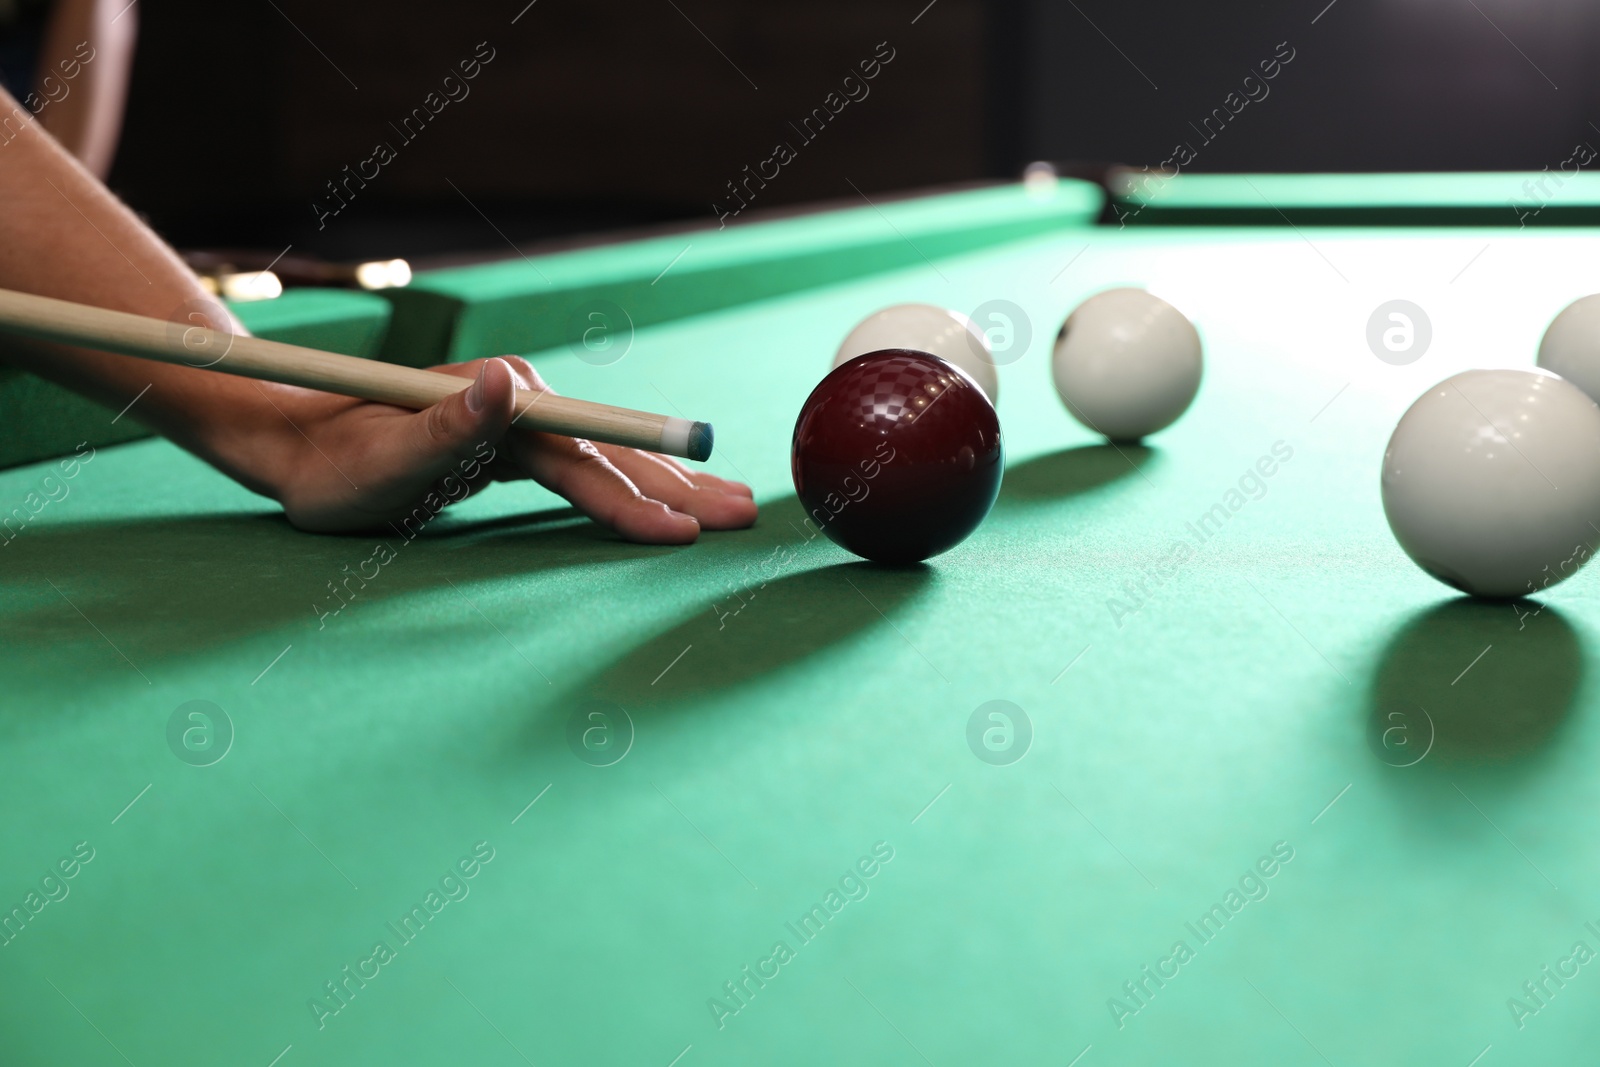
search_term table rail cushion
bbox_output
[1112,171,1600,226]
[378,180,1104,366]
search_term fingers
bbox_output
[626,450,755,499]
[497,355,550,401]
[375,358,517,506]
[487,355,754,541]
[426,358,517,453]
[511,431,703,544]
[593,443,758,530]
[498,358,740,481]
[706,475,755,499]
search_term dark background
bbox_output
[101,0,1600,258]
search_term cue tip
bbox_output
[660,417,714,461]
[689,421,714,462]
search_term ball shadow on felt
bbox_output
[995,443,1154,504]
[1366,598,1583,769]
[575,559,936,709]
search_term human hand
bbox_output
[254,356,758,543]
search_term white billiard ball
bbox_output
[835,303,998,402]
[1537,294,1600,401]
[1382,368,1600,598]
[1052,288,1202,441]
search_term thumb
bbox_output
[395,357,516,486]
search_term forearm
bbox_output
[0,88,292,498]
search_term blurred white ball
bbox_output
[1052,288,1202,441]
[834,303,998,403]
[1537,293,1600,402]
[1382,368,1600,598]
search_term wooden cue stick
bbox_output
[0,287,714,461]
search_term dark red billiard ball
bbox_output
[791,349,1004,563]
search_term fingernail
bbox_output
[466,363,487,413]
[668,508,696,522]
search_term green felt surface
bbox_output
[0,368,151,471]
[379,180,1103,366]
[1114,171,1600,227]
[6,210,1600,1065]
[0,290,393,471]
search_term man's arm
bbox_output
[0,89,757,541]
[0,83,288,498]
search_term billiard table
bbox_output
[4,174,1599,1065]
